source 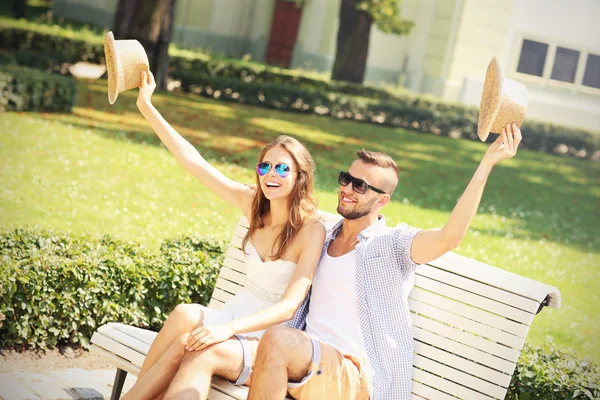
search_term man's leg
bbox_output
[162,337,249,400]
[249,326,371,400]
[248,326,313,400]
[138,304,205,378]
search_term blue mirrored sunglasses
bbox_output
[257,162,291,178]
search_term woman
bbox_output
[123,71,326,399]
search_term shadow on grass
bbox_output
[42,79,600,253]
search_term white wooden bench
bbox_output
[91,211,561,400]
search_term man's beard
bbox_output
[337,196,378,220]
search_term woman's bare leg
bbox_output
[138,304,205,378]
[122,333,190,400]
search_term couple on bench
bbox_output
[122,69,522,400]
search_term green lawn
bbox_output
[1,80,599,363]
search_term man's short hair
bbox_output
[356,150,399,195]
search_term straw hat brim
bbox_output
[477,57,503,142]
[104,31,121,105]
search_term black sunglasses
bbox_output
[338,171,386,195]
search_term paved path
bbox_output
[0,369,136,400]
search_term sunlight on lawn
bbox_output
[1,79,598,363]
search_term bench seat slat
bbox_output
[413,353,507,398]
[411,381,458,400]
[409,299,526,350]
[412,326,516,374]
[216,277,244,296]
[219,267,246,286]
[233,225,248,240]
[429,251,561,307]
[96,324,154,353]
[410,287,529,337]
[414,275,534,325]
[209,298,225,309]
[223,256,246,275]
[417,265,540,313]
[413,368,496,400]
[413,341,512,388]
[410,313,521,362]
[211,287,235,304]
[226,247,246,264]
[90,344,141,375]
[90,332,147,367]
[108,323,158,346]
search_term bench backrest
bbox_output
[208,213,560,400]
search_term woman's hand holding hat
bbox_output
[137,70,156,108]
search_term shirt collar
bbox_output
[328,215,387,242]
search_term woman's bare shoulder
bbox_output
[300,216,327,241]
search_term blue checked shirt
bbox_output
[287,216,421,400]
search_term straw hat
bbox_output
[104,31,149,105]
[477,57,529,142]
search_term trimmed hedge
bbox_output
[0,19,399,100]
[508,342,600,399]
[172,71,600,159]
[0,65,77,112]
[0,228,226,349]
[0,18,105,64]
[2,19,598,158]
[169,52,400,101]
[0,49,68,74]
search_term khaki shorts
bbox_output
[287,335,371,400]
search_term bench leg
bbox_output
[111,368,128,400]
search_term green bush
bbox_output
[0,18,105,64]
[0,19,399,100]
[172,71,599,159]
[0,228,226,350]
[507,342,600,399]
[0,49,68,74]
[0,65,77,112]
[169,52,400,101]
[2,19,598,157]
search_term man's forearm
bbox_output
[441,161,493,246]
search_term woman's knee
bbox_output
[167,304,204,329]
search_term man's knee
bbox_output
[256,327,313,383]
[258,326,311,364]
[259,326,295,355]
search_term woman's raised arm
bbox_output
[136,71,254,212]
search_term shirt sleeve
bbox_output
[393,223,422,275]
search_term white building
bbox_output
[53,0,600,131]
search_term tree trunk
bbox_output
[331,0,373,83]
[154,0,176,91]
[13,0,27,19]
[112,0,176,91]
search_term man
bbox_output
[247,123,522,400]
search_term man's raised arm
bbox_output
[410,122,522,265]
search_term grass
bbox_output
[1,79,599,364]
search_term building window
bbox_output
[583,53,600,89]
[517,39,548,77]
[551,47,580,83]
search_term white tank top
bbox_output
[305,248,367,359]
